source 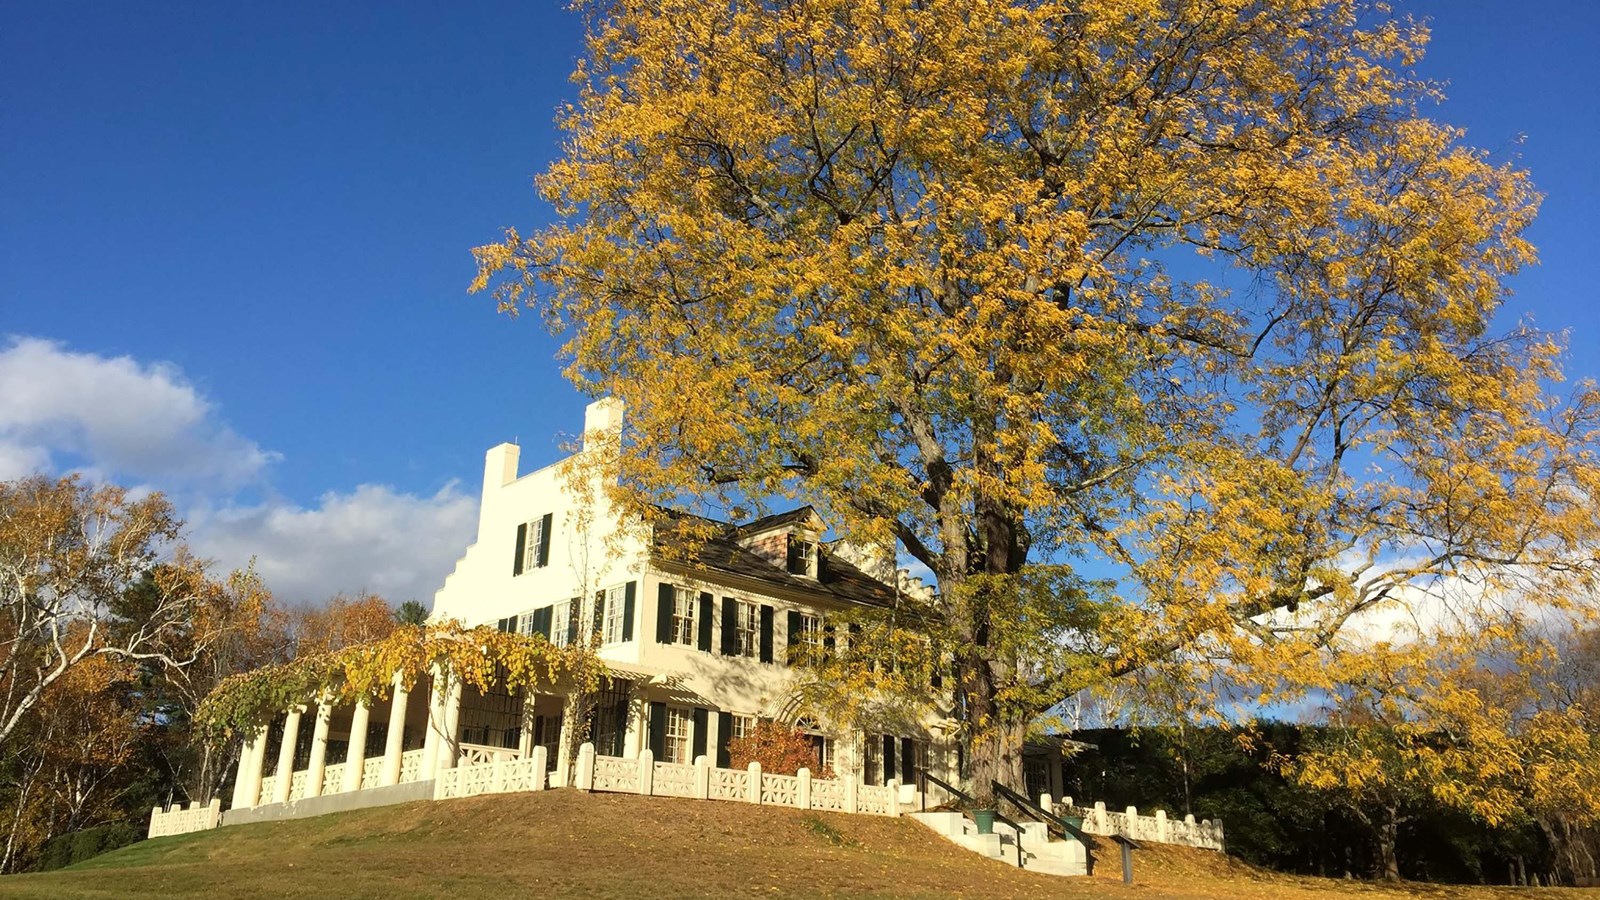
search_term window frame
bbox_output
[671,587,696,647]
[734,600,759,658]
[602,584,626,644]
[550,598,572,647]
[663,706,693,764]
[521,517,545,571]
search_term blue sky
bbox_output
[3,1,1597,609]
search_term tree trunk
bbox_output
[1377,804,1401,881]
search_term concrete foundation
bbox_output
[221,780,434,827]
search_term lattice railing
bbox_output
[148,800,221,839]
[287,771,309,802]
[1055,800,1224,851]
[399,749,425,783]
[652,761,696,798]
[809,778,845,812]
[362,756,385,785]
[593,755,638,793]
[855,784,893,816]
[761,774,798,807]
[323,762,347,791]
[257,775,276,800]
[709,767,747,802]
[458,742,521,767]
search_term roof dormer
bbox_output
[733,506,824,579]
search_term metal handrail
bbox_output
[917,771,1024,868]
[992,780,1098,875]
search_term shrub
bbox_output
[727,721,831,777]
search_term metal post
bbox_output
[1121,840,1134,884]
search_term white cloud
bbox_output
[0,336,277,485]
[3,336,480,611]
[188,484,478,607]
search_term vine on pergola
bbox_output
[195,623,605,741]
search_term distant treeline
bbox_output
[1063,724,1596,886]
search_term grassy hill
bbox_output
[0,792,1586,899]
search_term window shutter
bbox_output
[512,522,527,576]
[882,735,897,784]
[786,534,802,573]
[622,582,636,642]
[696,592,713,652]
[717,711,734,768]
[720,598,737,656]
[931,651,943,689]
[823,623,836,655]
[537,512,553,567]
[532,606,552,639]
[656,584,675,643]
[593,590,606,638]
[758,605,774,663]
[648,701,667,760]
[692,707,708,761]
[901,738,916,784]
[566,599,580,645]
[786,610,801,665]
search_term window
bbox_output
[792,612,822,663]
[733,600,759,658]
[787,535,817,576]
[730,714,757,741]
[517,610,537,635]
[514,513,552,575]
[550,598,572,647]
[672,587,696,647]
[602,585,626,644]
[663,706,693,764]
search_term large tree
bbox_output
[475,0,1600,799]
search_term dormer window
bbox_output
[786,535,817,577]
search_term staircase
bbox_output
[909,810,1088,876]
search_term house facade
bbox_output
[222,399,1012,818]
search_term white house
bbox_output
[221,398,976,818]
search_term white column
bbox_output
[230,725,268,809]
[341,700,371,793]
[305,702,333,798]
[420,672,445,777]
[271,708,302,804]
[518,689,535,758]
[622,696,643,759]
[380,674,409,787]
[440,678,462,771]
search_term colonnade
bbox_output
[229,671,465,810]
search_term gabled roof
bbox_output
[732,506,823,538]
[650,507,900,609]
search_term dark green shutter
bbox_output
[758,605,774,663]
[692,708,708,761]
[901,738,916,784]
[656,584,675,643]
[696,592,712,652]
[786,535,802,573]
[648,701,667,759]
[720,598,738,656]
[882,735,897,784]
[786,611,802,665]
[717,711,734,767]
[531,606,552,638]
[536,512,553,567]
[512,522,527,575]
[566,599,580,645]
[593,590,606,639]
[622,582,636,641]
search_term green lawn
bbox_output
[0,792,1583,899]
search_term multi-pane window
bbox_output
[663,706,693,764]
[787,537,817,576]
[550,599,572,647]
[734,601,759,658]
[602,585,626,644]
[517,610,537,635]
[793,612,822,662]
[672,587,696,647]
[523,518,544,571]
[731,714,757,741]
